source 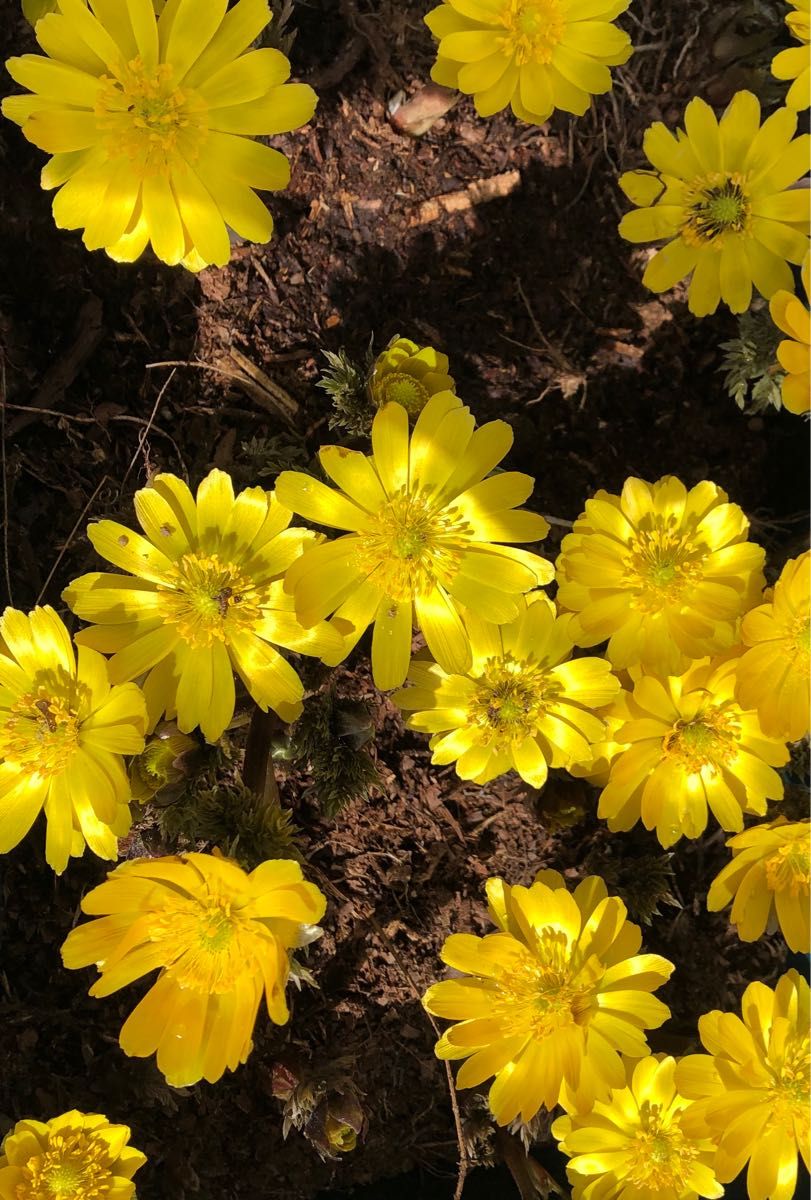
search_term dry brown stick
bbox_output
[1,354,12,606]
[120,368,176,493]
[36,474,110,607]
[312,869,469,1199]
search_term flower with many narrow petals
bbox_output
[422,870,674,1124]
[552,1055,724,1200]
[707,818,810,952]
[368,335,455,417]
[677,970,810,1200]
[0,1110,146,1200]
[598,656,789,848]
[736,550,811,742]
[3,0,316,268]
[770,255,811,415]
[276,392,552,691]
[63,469,344,743]
[393,594,619,788]
[773,0,810,112]
[555,475,766,675]
[0,605,146,874]
[61,851,326,1086]
[425,0,633,127]
[619,92,811,316]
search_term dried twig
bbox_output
[120,368,176,493]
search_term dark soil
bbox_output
[0,2,808,1199]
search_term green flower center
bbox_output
[683,174,751,245]
[470,654,560,745]
[501,0,565,65]
[624,524,707,611]
[663,709,740,774]
[764,835,810,897]
[95,56,207,171]
[160,552,263,649]
[0,676,81,777]
[21,1131,114,1199]
[626,1102,698,1190]
[378,373,429,417]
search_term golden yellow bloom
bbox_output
[3,0,316,268]
[368,336,455,417]
[61,851,326,1087]
[773,0,810,111]
[0,1110,146,1200]
[422,870,674,1123]
[736,550,811,742]
[619,92,811,316]
[63,469,343,743]
[552,1055,724,1200]
[599,657,789,848]
[425,0,633,127]
[770,254,811,415]
[555,476,766,675]
[392,594,619,788]
[707,818,810,952]
[277,392,552,690]
[0,605,146,875]
[677,970,810,1200]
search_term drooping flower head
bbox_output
[3,0,317,268]
[425,0,633,127]
[61,851,327,1087]
[707,818,810,953]
[555,475,766,675]
[619,92,811,316]
[128,723,199,802]
[552,1055,724,1200]
[63,469,344,743]
[393,594,619,789]
[276,391,552,690]
[0,605,146,874]
[368,335,455,417]
[772,0,810,112]
[770,253,811,415]
[0,1110,146,1200]
[736,550,811,741]
[677,970,810,1200]
[598,657,789,848]
[422,870,674,1123]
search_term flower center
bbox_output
[787,616,811,676]
[0,682,81,777]
[470,655,560,745]
[769,1034,811,1133]
[20,1131,113,1199]
[353,486,472,602]
[764,834,810,897]
[663,708,740,775]
[626,1102,697,1190]
[95,57,207,172]
[159,552,262,649]
[491,929,597,1039]
[147,890,262,993]
[377,373,429,417]
[682,174,751,246]
[623,526,707,611]
[500,0,565,64]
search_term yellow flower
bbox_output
[129,723,199,802]
[425,0,633,127]
[392,594,619,788]
[676,970,810,1200]
[0,605,146,875]
[276,392,552,690]
[368,336,455,417]
[552,1055,724,1200]
[63,469,344,743]
[770,253,811,415]
[61,851,327,1087]
[707,818,810,952]
[2,0,317,268]
[23,0,164,28]
[555,475,766,675]
[619,92,811,316]
[773,0,810,112]
[0,1110,146,1200]
[736,550,811,741]
[422,870,674,1123]
[598,656,789,848]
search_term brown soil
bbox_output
[0,2,808,1199]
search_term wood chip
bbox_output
[411,170,522,226]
